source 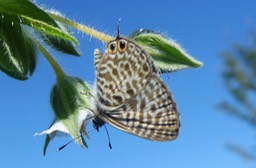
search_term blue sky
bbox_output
[1,0,256,168]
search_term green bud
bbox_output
[35,75,93,155]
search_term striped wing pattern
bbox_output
[93,36,180,141]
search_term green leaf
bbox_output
[37,19,81,56]
[0,13,37,80]
[43,134,51,156]
[21,15,78,45]
[130,29,203,73]
[0,0,80,56]
[0,0,58,26]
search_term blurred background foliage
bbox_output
[218,31,256,161]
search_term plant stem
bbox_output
[38,42,65,79]
[47,12,114,43]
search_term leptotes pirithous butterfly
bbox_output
[92,36,180,141]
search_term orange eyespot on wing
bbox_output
[117,39,127,53]
[107,41,117,54]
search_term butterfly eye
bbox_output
[107,41,117,54]
[117,39,127,52]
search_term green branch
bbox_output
[37,42,65,79]
[47,12,114,43]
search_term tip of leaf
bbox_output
[130,29,203,73]
[43,135,51,156]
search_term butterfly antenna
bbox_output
[57,137,77,151]
[103,124,112,149]
[117,18,121,38]
[57,116,95,151]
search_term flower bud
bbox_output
[36,75,93,155]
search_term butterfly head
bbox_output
[107,37,128,54]
[92,115,105,131]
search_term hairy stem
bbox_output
[38,42,65,79]
[47,12,114,43]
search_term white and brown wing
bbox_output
[94,37,156,109]
[93,36,180,141]
[99,73,180,141]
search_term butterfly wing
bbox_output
[99,73,180,141]
[94,37,156,109]
[94,37,179,141]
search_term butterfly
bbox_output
[92,35,180,141]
